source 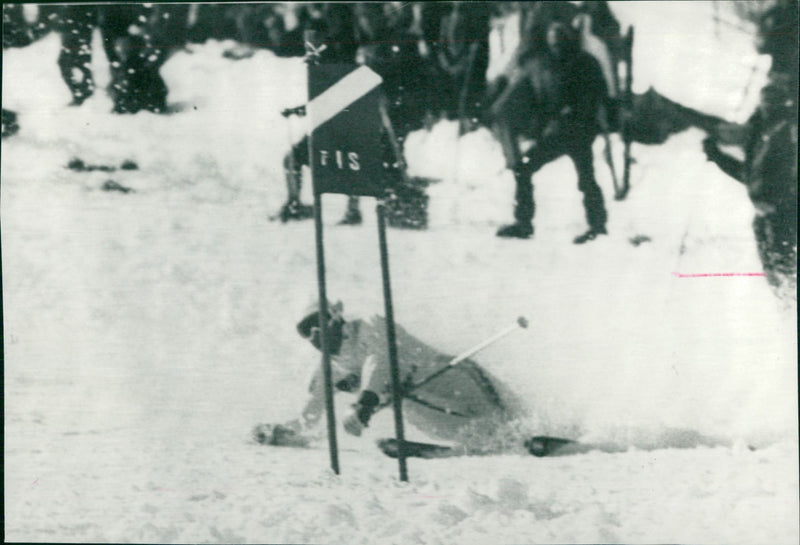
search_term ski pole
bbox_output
[378,96,411,186]
[406,316,529,393]
[367,316,529,413]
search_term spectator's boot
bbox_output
[497,222,534,239]
[279,199,313,222]
[338,196,362,225]
[573,225,607,244]
[497,166,534,239]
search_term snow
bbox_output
[3,3,797,544]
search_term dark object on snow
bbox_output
[68,158,137,172]
[525,436,577,457]
[68,157,115,172]
[2,108,20,138]
[101,180,134,194]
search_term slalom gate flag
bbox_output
[307,63,385,197]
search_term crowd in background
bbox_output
[2,2,796,291]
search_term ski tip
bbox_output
[524,436,575,457]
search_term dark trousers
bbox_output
[57,6,97,104]
[514,135,607,231]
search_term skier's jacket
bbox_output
[303,316,523,440]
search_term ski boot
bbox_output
[278,200,314,223]
[573,226,607,245]
[338,208,362,225]
[496,221,534,239]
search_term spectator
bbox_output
[492,21,609,243]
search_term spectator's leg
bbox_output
[57,5,96,105]
[279,136,313,222]
[339,196,362,225]
[570,141,608,243]
[497,140,562,239]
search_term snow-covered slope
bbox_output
[3,3,797,543]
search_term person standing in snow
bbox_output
[434,1,492,134]
[275,6,361,224]
[276,3,434,228]
[98,4,190,114]
[253,302,526,451]
[490,20,609,243]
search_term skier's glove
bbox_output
[343,411,365,436]
[343,390,380,436]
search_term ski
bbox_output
[377,438,464,459]
[377,435,584,459]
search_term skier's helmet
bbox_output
[297,300,345,355]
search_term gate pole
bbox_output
[313,188,340,475]
[376,201,408,482]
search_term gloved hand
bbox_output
[343,390,380,436]
[343,410,365,436]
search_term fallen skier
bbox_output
[252,302,576,457]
